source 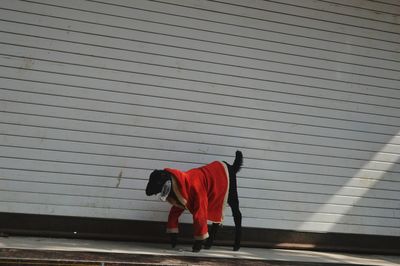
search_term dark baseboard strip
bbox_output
[0,212,398,255]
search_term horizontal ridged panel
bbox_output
[0,0,399,236]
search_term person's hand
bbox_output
[169,233,178,248]
[192,240,203,252]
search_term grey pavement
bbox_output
[0,236,399,265]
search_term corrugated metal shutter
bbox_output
[0,0,399,236]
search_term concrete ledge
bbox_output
[1,213,399,255]
[0,237,399,266]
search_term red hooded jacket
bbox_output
[165,161,229,240]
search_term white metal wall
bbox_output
[0,0,399,236]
